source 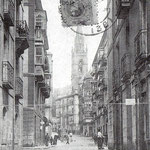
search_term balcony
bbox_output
[101,55,107,67]
[121,53,131,82]
[116,0,132,19]
[98,78,103,87]
[16,20,29,57]
[2,61,14,89]
[15,77,23,99]
[98,66,104,75]
[112,68,119,93]
[38,81,45,87]
[134,29,147,68]
[3,0,15,26]
[35,66,44,81]
[41,84,50,98]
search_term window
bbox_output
[35,46,44,64]
[3,88,8,107]
[78,60,83,73]
[36,15,43,28]
[35,29,42,39]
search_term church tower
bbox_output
[71,26,88,92]
[71,26,88,133]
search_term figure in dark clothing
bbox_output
[97,129,104,149]
[45,133,50,146]
[50,136,53,145]
[53,135,58,145]
[66,134,69,144]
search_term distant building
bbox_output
[91,31,108,139]
[79,73,93,136]
[56,95,74,134]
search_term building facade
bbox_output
[0,0,52,149]
[55,95,74,135]
[0,0,29,150]
[23,0,51,147]
[79,73,93,137]
[45,52,53,137]
[93,0,150,150]
[91,31,108,142]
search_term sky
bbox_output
[41,0,107,89]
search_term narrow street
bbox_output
[49,135,108,150]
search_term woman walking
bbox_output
[97,129,104,149]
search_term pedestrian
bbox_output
[66,134,70,144]
[45,133,50,146]
[69,132,73,142]
[97,129,104,149]
[54,134,58,145]
[50,136,53,145]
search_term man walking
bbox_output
[45,133,50,146]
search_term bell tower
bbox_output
[71,26,88,133]
[71,26,88,92]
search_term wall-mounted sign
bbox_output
[125,99,136,105]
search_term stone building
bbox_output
[45,52,53,137]
[0,0,52,149]
[91,31,108,140]
[0,0,29,150]
[22,0,51,147]
[71,26,88,133]
[79,73,93,137]
[105,0,150,150]
[56,95,74,135]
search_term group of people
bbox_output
[45,133,59,146]
[93,129,108,150]
[45,132,73,146]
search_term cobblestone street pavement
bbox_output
[50,135,108,150]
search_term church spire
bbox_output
[74,26,85,53]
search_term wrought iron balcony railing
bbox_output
[112,68,119,92]
[4,0,15,26]
[121,53,131,82]
[16,20,29,38]
[41,84,50,98]
[2,61,14,89]
[134,29,147,67]
[16,20,29,57]
[15,77,23,99]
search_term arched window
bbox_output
[78,59,83,73]
[3,107,7,119]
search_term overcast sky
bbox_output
[41,0,106,89]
